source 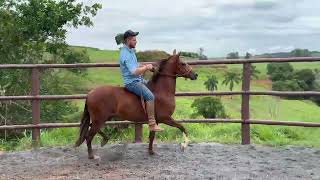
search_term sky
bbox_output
[65,0,320,57]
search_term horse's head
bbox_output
[172,49,198,80]
[152,49,198,81]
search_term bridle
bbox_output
[152,62,193,79]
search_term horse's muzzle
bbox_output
[190,73,198,80]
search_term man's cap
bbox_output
[123,30,139,39]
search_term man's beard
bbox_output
[129,44,136,48]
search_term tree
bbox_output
[226,52,239,59]
[222,70,241,98]
[244,52,260,79]
[191,97,227,118]
[199,48,204,57]
[290,49,312,57]
[294,69,316,91]
[204,75,219,91]
[267,63,294,81]
[198,47,208,60]
[267,63,294,76]
[115,33,125,45]
[245,52,252,59]
[250,65,261,80]
[0,0,102,138]
[179,51,199,58]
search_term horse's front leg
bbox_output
[148,130,156,155]
[162,117,190,151]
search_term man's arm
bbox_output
[132,65,148,76]
[125,61,152,76]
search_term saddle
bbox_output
[123,87,148,115]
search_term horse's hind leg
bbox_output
[86,121,102,159]
[89,124,108,147]
[98,130,109,147]
[98,116,114,147]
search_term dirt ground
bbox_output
[0,143,319,180]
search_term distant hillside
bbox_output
[255,52,291,58]
[255,50,320,58]
[311,51,320,57]
[69,45,101,51]
[68,45,320,61]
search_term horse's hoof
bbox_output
[89,155,100,160]
[149,150,157,155]
[180,143,187,152]
[101,139,108,147]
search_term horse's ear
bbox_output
[173,49,176,55]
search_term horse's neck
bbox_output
[150,76,176,96]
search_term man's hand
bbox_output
[133,64,153,76]
[145,64,153,70]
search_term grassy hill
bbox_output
[255,50,320,58]
[3,47,320,151]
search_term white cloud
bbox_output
[66,0,320,57]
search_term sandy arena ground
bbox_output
[0,143,319,180]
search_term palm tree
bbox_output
[204,75,219,91]
[222,70,241,99]
[251,65,261,80]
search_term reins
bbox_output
[152,62,192,78]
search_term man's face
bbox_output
[126,36,137,48]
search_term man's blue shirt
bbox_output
[119,45,143,86]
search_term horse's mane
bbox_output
[150,56,172,83]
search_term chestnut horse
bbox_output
[75,50,198,159]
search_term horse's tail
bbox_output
[74,100,90,147]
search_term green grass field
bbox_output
[1,47,320,151]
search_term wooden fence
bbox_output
[1,57,320,146]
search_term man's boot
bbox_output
[146,100,164,132]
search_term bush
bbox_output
[62,48,90,74]
[191,97,227,118]
[294,69,316,90]
[310,82,320,105]
[272,80,302,91]
[267,63,294,77]
[136,50,170,62]
[268,66,318,103]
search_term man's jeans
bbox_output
[125,80,155,101]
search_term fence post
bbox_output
[31,68,40,146]
[134,124,143,143]
[241,63,251,144]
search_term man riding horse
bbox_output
[119,30,164,132]
[74,29,198,159]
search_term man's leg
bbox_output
[137,82,163,132]
[125,82,163,132]
[145,100,164,132]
